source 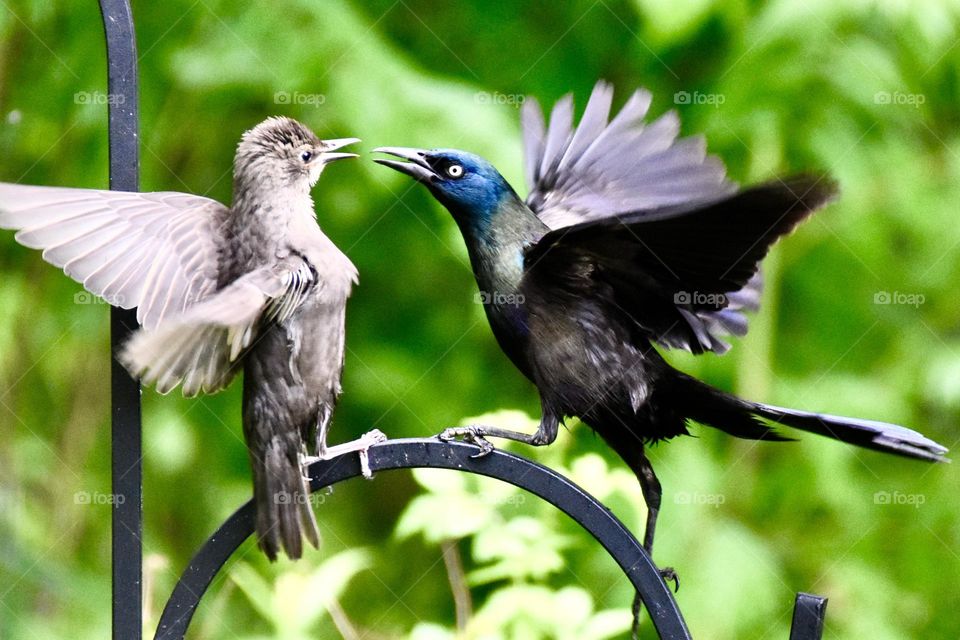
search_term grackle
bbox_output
[374,82,948,585]
[0,117,384,560]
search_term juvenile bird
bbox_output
[374,82,948,574]
[0,116,383,560]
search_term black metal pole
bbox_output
[789,593,828,640]
[97,1,142,638]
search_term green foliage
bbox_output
[395,412,633,639]
[1,1,959,638]
[230,549,371,639]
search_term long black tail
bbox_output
[674,375,949,463]
[250,434,320,561]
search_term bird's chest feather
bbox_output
[277,223,356,398]
[282,300,347,392]
[526,296,653,416]
[470,239,535,373]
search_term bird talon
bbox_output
[436,427,461,442]
[357,429,387,480]
[659,567,679,592]
[469,437,495,458]
[314,429,388,479]
[359,449,373,479]
[437,426,496,457]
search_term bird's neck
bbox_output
[225,178,318,266]
[454,195,545,373]
[453,194,547,297]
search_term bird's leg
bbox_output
[438,407,560,458]
[631,449,678,640]
[303,408,388,479]
[317,429,388,479]
[301,405,332,481]
[315,405,333,459]
[304,430,388,479]
[635,448,678,588]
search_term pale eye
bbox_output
[446,164,464,178]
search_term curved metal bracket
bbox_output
[156,438,693,640]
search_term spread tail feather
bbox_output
[676,375,949,463]
[253,437,320,561]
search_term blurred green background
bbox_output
[0,1,958,638]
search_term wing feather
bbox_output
[0,184,227,329]
[538,94,574,182]
[521,97,546,189]
[523,176,837,354]
[120,257,318,396]
[522,82,735,230]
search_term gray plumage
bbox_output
[522,80,736,227]
[0,116,360,560]
[522,81,755,354]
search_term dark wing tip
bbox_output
[776,173,840,212]
[736,173,840,237]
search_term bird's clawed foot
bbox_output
[659,566,679,592]
[437,425,496,458]
[630,566,680,638]
[305,429,388,479]
[354,429,388,479]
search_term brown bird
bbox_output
[0,116,383,560]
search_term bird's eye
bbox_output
[445,164,464,178]
[300,151,313,162]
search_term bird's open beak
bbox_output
[372,147,437,183]
[319,138,361,164]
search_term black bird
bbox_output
[374,82,948,576]
[0,116,383,561]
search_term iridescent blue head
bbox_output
[374,147,519,236]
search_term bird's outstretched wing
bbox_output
[522,176,838,354]
[120,257,317,396]
[0,184,227,330]
[521,81,736,230]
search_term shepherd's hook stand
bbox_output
[99,2,142,640]
[94,3,829,639]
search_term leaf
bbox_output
[468,517,573,585]
[276,548,372,631]
[395,493,498,543]
[409,622,457,640]
[632,0,722,46]
[228,562,278,624]
[579,609,633,640]
[230,549,371,635]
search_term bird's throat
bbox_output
[451,196,544,293]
